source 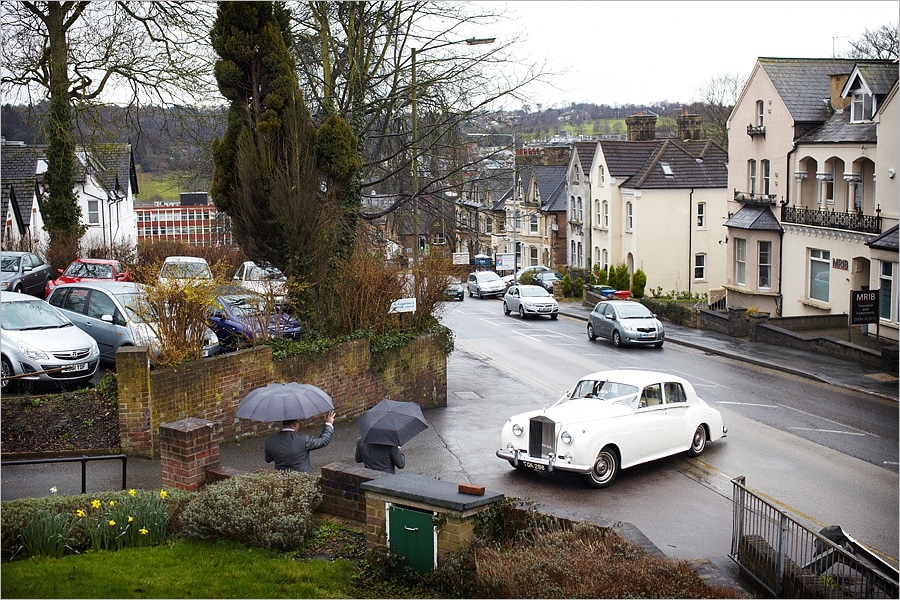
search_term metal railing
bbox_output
[730,476,898,598]
[1,454,128,495]
[782,205,882,234]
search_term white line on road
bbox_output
[477,317,502,327]
[788,427,867,436]
[781,404,881,438]
[717,401,779,408]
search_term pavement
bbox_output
[3,302,897,596]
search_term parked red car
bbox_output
[45,258,133,298]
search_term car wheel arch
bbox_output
[585,443,621,488]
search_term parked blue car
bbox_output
[208,286,302,352]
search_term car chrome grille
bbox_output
[51,348,92,361]
[528,416,556,459]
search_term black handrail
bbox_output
[1,454,127,495]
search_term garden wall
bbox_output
[117,333,448,458]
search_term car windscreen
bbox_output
[161,262,211,279]
[519,287,551,297]
[116,292,158,323]
[219,294,265,317]
[615,303,653,318]
[1,299,72,330]
[1,256,20,272]
[567,379,640,407]
[250,265,285,281]
[66,262,113,279]
[477,272,501,282]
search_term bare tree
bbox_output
[690,72,745,149]
[841,22,899,60]
[1,1,218,264]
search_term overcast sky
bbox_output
[490,1,899,108]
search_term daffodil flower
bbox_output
[76,509,86,518]
[109,500,116,507]
[128,516,134,522]
[109,520,116,526]
[91,499,101,509]
[50,486,57,494]
[160,490,168,499]
[129,489,136,497]
[139,528,149,535]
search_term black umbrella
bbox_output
[357,399,428,446]
[236,382,333,422]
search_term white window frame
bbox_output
[817,172,835,206]
[756,99,765,127]
[809,248,830,302]
[625,202,633,231]
[761,160,771,195]
[529,246,539,266]
[601,249,608,272]
[87,199,100,225]
[748,160,757,194]
[529,213,538,234]
[595,199,602,226]
[694,253,706,281]
[696,202,706,228]
[603,201,609,228]
[598,164,605,185]
[758,241,772,289]
[735,238,746,286]
[851,90,875,122]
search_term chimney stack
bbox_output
[626,112,657,141]
[677,109,703,141]
[829,73,852,111]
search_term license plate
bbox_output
[640,333,654,338]
[538,307,550,312]
[521,460,545,471]
[62,362,89,373]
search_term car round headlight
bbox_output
[512,423,524,436]
[560,431,573,444]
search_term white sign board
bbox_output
[495,253,514,272]
[452,252,469,265]
[389,297,417,314]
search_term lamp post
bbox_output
[411,37,495,266]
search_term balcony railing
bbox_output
[747,124,766,137]
[782,205,882,234]
[734,190,778,205]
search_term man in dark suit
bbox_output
[355,437,405,473]
[264,410,334,474]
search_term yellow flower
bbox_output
[160,490,168,499]
[129,489,136,497]
[128,516,134,522]
[108,520,116,526]
[109,500,116,507]
[76,509,86,518]
[139,528,149,535]
[91,499,101,509]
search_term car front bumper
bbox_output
[619,330,665,345]
[522,304,558,316]
[496,447,592,475]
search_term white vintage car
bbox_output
[496,369,727,488]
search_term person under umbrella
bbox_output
[355,436,405,474]
[265,410,335,474]
[355,399,427,473]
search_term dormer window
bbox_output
[851,90,875,122]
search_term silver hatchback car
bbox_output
[466,271,506,299]
[1,291,101,390]
[587,300,665,348]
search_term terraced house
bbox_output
[725,57,898,342]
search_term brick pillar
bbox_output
[159,418,220,491]
[116,346,154,458]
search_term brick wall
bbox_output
[319,462,388,522]
[117,333,448,458]
[159,418,220,491]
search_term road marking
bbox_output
[717,401,779,408]
[788,427,866,436]
[477,317,501,327]
[781,405,880,438]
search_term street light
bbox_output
[411,37,495,266]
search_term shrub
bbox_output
[631,269,647,298]
[572,276,584,298]
[561,273,573,297]
[592,264,609,286]
[180,471,321,551]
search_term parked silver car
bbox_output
[232,261,288,305]
[502,284,559,319]
[47,281,219,362]
[587,300,665,348]
[1,291,100,390]
[1,251,53,297]
[466,271,506,298]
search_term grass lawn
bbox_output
[1,538,361,599]
[135,172,182,202]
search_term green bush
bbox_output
[2,488,193,561]
[180,471,321,551]
[561,273,573,297]
[631,269,647,298]
[572,277,584,298]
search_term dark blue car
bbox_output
[208,286,302,352]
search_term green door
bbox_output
[387,505,435,573]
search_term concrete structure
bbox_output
[725,58,898,342]
[135,192,234,247]
[1,140,138,250]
